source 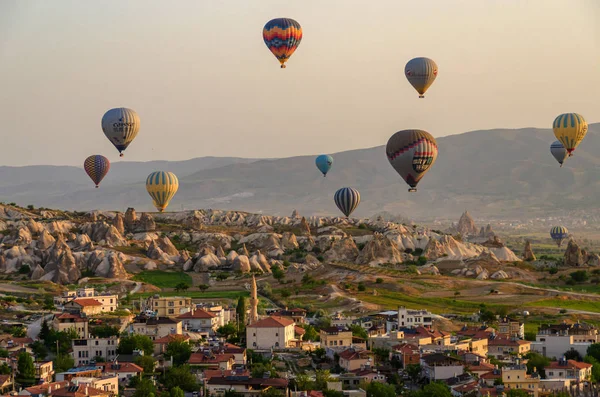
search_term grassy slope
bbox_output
[132,271,193,288]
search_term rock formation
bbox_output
[523,240,536,261]
[113,213,125,235]
[355,233,403,265]
[564,240,586,267]
[456,211,478,236]
[324,237,359,262]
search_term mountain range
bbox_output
[3,123,600,220]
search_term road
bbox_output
[27,313,53,339]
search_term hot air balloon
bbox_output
[84,155,110,188]
[550,140,568,167]
[146,171,179,212]
[263,18,302,68]
[550,226,569,247]
[334,187,360,217]
[315,155,333,177]
[386,129,438,192]
[405,57,438,98]
[101,108,140,157]
[553,113,588,156]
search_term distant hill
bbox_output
[2,124,600,219]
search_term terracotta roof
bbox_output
[25,381,70,395]
[338,349,371,361]
[392,343,420,354]
[452,381,479,393]
[0,375,10,385]
[480,371,502,379]
[547,359,593,370]
[189,353,235,365]
[204,369,250,380]
[11,337,33,345]
[97,361,143,373]
[177,309,216,319]
[72,298,102,307]
[49,385,108,397]
[249,316,294,328]
[466,362,495,372]
[295,326,306,335]
[153,334,190,344]
[221,343,245,354]
[207,377,288,387]
[55,313,87,322]
[308,392,324,397]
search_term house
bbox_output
[56,367,104,382]
[206,376,288,397]
[455,325,494,340]
[77,288,96,298]
[538,321,599,343]
[450,380,479,397]
[530,334,590,359]
[545,358,592,382]
[20,381,70,396]
[131,316,182,340]
[188,352,235,370]
[267,308,307,324]
[53,313,89,338]
[177,309,219,336]
[147,296,192,317]
[391,343,420,368]
[35,361,54,383]
[0,336,34,354]
[397,307,433,329]
[96,361,143,385]
[246,316,296,349]
[452,337,488,357]
[48,384,110,397]
[69,376,119,396]
[498,317,525,339]
[90,295,119,314]
[339,369,386,389]
[465,361,495,377]
[479,369,502,387]
[203,369,251,382]
[153,334,190,356]
[64,299,103,316]
[71,337,119,366]
[0,375,11,394]
[216,343,247,366]
[502,363,540,397]
[338,348,373,372]
[420,353,464,381]
[487,337,530,358]
[319,327,353,349]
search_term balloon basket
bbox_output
[120,153,124,157]
[408,188,417,193]
[419,95,425,99]
[280,64,286,69]
[95,186,99,189]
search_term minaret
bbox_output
[249,275,259,324]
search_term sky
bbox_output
[0,0,599,166]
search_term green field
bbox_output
[132,271,193,288]
[529,299,600,313]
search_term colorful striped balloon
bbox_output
[550,226,569,247]
[145,171,179,212]
[263,18,302,68]
[405,57,438,98]
[84,155,110,188]
[553,113,588,156]
[386,129,438,192]
[334,187,360,218]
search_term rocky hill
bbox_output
[1,124,600,219]
[0,204,525,286]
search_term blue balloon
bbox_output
[315,155,333,177]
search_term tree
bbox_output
[217,323,237,339]
[564,349,583,361]
[570,270,589,283]
[133,378,156,397]
[271,265,285,282]
[375,278,383,284]
[163,365,197,391]
[294,373,313,391]
[0,363,10,375]
[0,349,9,358]
[53,354,74,373]
[31,341,48,360]
[405,364,422,383]
[91,325,120,338]
[584,356,600,383]
[16,351,35,387]
[364,381,396,397]
[118,335,154,356]
[170,386,185,397]
[198,284,209,293]
[314,370,332,391]
[39,319,50,342]
[11,326,26,337]
[411,382,452,397]
[301,324,319,341]
[135,355,157,373]
[237,296,247,326]
[587,343,600,362]
[174,282,189,292]
[251,363,277,379]
[313,347,326,360]
[165,340,192,367]
[262,388,285,397]
[357,282,366,292]
[349,324,368,339]
[322,391,344,397]
[524,351,550,378]
[506,390,530,397]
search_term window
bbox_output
[155,302,158,306]
[168,302,174,307]
[275,333,278,336]
[110,299,113,303]
[253,342,256,347]
[168,309,174,314]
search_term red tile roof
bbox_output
[25,382,70,395]
[338,349,371,361]
[177,309,216,319]
[49,385,108,396]
[547,359,592,370]
[72,298,102,307]
[55,313,87,322]
[189,353,234,365]
[97,361,143,373]
[249,316,294,328]
[204,369,250,380]
[153,334,190,344]
[295,326,306,335]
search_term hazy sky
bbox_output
[1,0,598,166]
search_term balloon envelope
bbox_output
[334,187,360,217]
[315,155,333,177]
[84,155,110,187]
[550,226,569,247]
[550,140,568,167]
[553,113,587,156]
[146,171,179,212]
[101,108,140,156]
[386,129,438,192]
[405,57,438,98]
[263,18,302,68]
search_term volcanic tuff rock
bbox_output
[456,211,478,236]
[233,255,251,273]
[113,213,125,235]
[355,233,403,265]
[324,237,359,262]
[80,222,127,247]
[564,239,586,267]
[523,240,536,261]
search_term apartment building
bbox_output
[71,337,119,366]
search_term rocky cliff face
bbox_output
[455,211,478,236]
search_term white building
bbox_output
[71,337,119,366]
[530,334,590,359]
[178,309,219,337]
[246,316,295,350]
[398,306,433,328]
[421,353,464,381]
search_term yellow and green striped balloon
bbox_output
[553,113,588,156]
[145,171,179,212]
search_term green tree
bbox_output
[224,391,244,397]
[217,323,238,339]
[0,363,11,375]
[250,363,277,378]
[198,284,209,293]
[271,265,285,282]
[564,349,583,361]
[39,319,50,342]
[322,391,344,397]
[363,381,396,397]
[314,370,332,391]
[118,335,154,356]
[165,340,192,367]
[294,373,313,391]
[349,324,368,339]
[405,364,421,383]
[412,382,452,397]
[53,354,74,373]
[16,351,36,387]
[174,282,189,292]
[587,343,600,362]
[262,388,285,397]
[506,390,530,397]
[0,349,8,358]
[372,347,390,363]
[90,325,120,338]
[357,282,366,292]
[31,341,48,360]
[570,270,589,283]
[584,356,600,382]
[11,326,26,337]
[375,278,383,284]
[301,324,319,341]
[237,296,247,326]
[313,347,326,360]
[163,365,197,392]
[170,386,185,397]
[135,355,157,373]
[524,351,550,378]
[133,378,156,397]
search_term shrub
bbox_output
[357,282,366,292]
[26,205,34,210]
[570,270,589,283]
[548,267,558,275]
[375,278,383,284]
[18,265,30,275]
